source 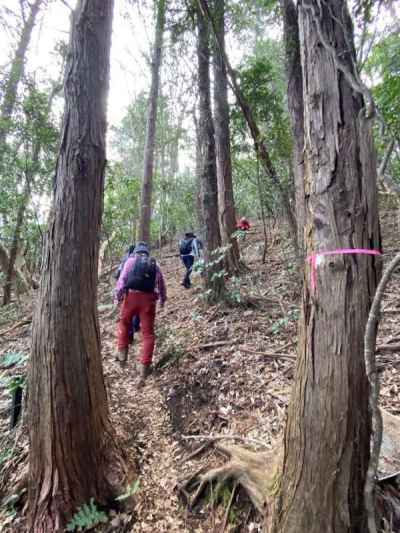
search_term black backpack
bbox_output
[179,238,193,255]
[124,255,157,293]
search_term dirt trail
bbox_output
[1,214,400,531]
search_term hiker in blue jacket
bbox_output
[179,232,202,289]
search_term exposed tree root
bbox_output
[179,442,282,528]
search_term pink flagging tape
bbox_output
[307,248,382,292]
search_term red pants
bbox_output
[117,291,156,366]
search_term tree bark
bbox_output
[197,0,299,261]
[273,2,381,532]
[0,0,43,158]
[0,241,30,294]
[193,107,204,231]
[2,179,30,305]
[137,0,166,243]
[28,1,119,531]
[197,5,225,303]
[212,0,241,274]
[280,0,305,256]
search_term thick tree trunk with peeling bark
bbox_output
[137,0,166,243]
[212,0,241,274]
[273,2,381,532]
[197,6,225,302]
[27,2,119,531]
[281,0,305,255]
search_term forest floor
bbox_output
[1,204,400,532]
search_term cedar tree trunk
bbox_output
[28,1,118,531]
[197,5,225,302]
[197,0,299,260]
[273,2,381,532]
[280,0,305,256]
[212,0,241,274]
[2,178,30,305]
[137,0,166,243]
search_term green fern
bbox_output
[65,498,108,531]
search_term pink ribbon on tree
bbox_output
[307,248,382,292]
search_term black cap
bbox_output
[134,242,149,255]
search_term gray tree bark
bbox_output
[281,0,305,256]
[28,1,119,530]
[197,5,225,302]
[197,0,299,260]
[212,0,241,274]
[2,178,30,305]
[137,0,166,243]
[273,2,381,532]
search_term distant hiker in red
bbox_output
[237,217,250,231]
[114,242,166,386]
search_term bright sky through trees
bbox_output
[0,0,152,127]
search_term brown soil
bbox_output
[0,208,399,532]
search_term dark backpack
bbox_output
[124,255,157,293]
[179,238,193,255]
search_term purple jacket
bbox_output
[115,255,167,305]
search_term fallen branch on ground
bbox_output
[180,442,213,464]
[0,317,32,337]
[182,433,269,449]
[240,347,296,361]
[196,340,233,350]
[377,344,400,352]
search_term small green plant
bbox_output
[156,344,186,369]
[0,351,27,369]
[271,308,299,334]
[232,229,246,241]
[227,276,243,306]
[0,371,26,393]
[190,311,203,321]
[65,498,108,531]
[115,479,140,501]
[0,447,13,466]
[2,488,27,517]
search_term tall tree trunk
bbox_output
[0,241,30,294]
[137,0,166,243]
[273,2,381,532]
[28,1,119,531]
[193,107,205,231]
[0,0,43,158]
[212,0,241,274]
[280,0,305,256]
[197,0,299,261]
[197,5,225,303]
[2,178,30,305]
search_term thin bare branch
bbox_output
[364,252,400,533]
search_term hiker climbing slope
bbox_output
[114,242,167,386]
[179,232,203,289]
[114,243,140,342]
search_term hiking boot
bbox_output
[116,348,128,365]
[137,363,151,387]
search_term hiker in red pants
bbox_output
[236,217,251,231]
[114,242,167,386]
